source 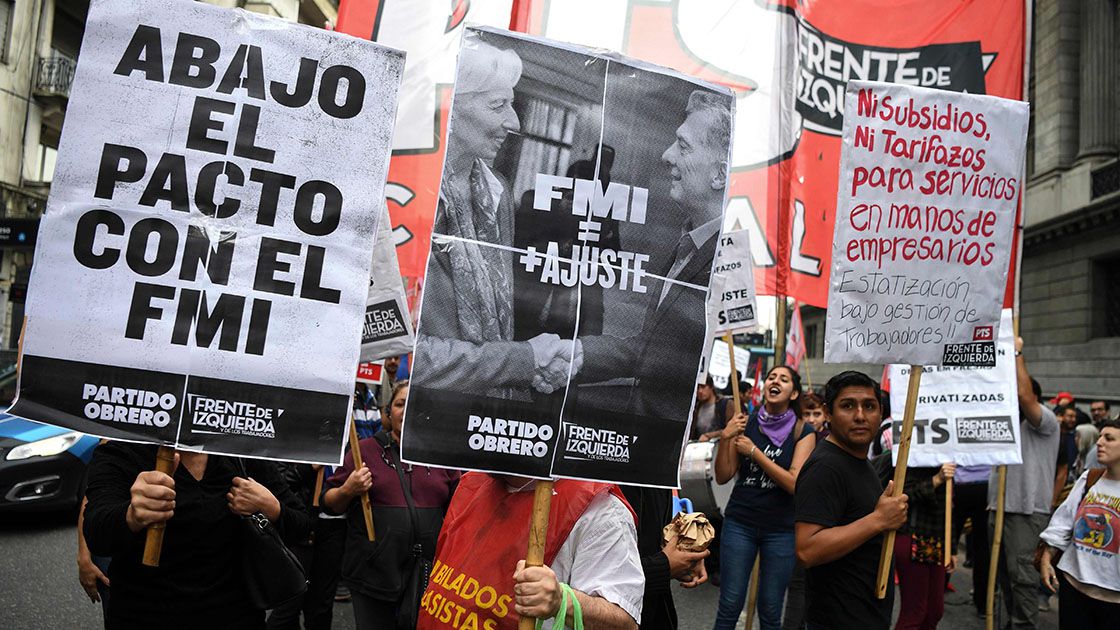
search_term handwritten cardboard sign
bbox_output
[825,81,1028,366]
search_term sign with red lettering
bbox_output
[9,0,404,464]
[824,81,1027,366]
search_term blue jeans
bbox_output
[713,518,796,630]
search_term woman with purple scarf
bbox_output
[712,366,816,630]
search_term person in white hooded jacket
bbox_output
[1039,418,1120,629]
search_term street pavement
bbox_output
[1,512,1059,629]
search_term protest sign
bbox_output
[9,0,404,464]
[402,27,733,487]
[706,340,753,391]
[710,229,759,334]
[888,309,1021,466]
[824,81,1028,366]
[361,204,414,362]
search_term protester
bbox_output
[693,374,731,442]
[620,486,709,629]
[322,380,460,629]
[1039,418,1120,628]
[795,370,908,630]
[989,337,1060,630]
[417,473,644,630]
[82,442,312,629]
[77,496,111,627]
[780,393,827,630]
[893,463,956,630]
[951,464,992,616]
[1054,405,1079,504]
[1090,400,1112,426]
[266,463,346,630]
[713,366,815,630]
[354,381,380,439]
[801,392,827,436]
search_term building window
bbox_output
[804,323,819,359]
[28,144,57,183]
[1,1,14,64]
[506,96,577,198]
[1096,256,1120,337]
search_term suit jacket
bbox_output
[579,230,719,421]
[412,172,535,399]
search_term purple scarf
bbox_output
[757,406,797,446]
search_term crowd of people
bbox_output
[71,340,1120,630]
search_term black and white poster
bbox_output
[9,0,404,464]
[360,203,414,362]
[402,27,734,487]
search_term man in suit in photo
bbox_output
[568,89,731,422]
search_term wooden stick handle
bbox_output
[349,419,375,542]
[312,467,324,508]
[876,365,923,598]
[986,465,1007,630]
[724,332,741,412]
[944,476,954,567]
[142,446,176,567]
[518,480,555,630]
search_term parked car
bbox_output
[0,411,99,513]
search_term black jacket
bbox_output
[620,486,677,630]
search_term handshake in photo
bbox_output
[527,333,583,394]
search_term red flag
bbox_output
[748,358,765,412]
[785,302,806,372]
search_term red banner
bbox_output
[340,0,1026,309]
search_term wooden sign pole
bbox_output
[725,332,742,411]
[986,465,1007,630]
[141,445,177,567]
[349,418,376,541]
[518,480,555,630]
[312,467,324,508]
[876,365,923,598]
[944,476,954,567]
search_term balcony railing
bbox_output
[35,55,77,99]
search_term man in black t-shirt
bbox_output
[794,371,909,630]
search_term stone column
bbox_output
[1077,0,1117,160]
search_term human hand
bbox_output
[934,462,957,488]
[721,413,747,440]
[734,436,756,458]
[1039,554,1059,593]
[680,557,708,588]
[945,552,958,574]
[227,476,281,521]
[512,560,561,619]
[125,454,179,532]
[873,480,908,532]
[1015,336,1024,353]
[528,335,581,394]
[78,554,109,603]
[341,465,373,498]
[663,534,710,582]
[699,434,711,442]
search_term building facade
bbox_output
[0,0,337,381]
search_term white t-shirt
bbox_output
[545,492,645,627]
[1040,471,1120,595]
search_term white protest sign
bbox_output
[824,81,1028,366]
[9,0,404,464]
[360,203,414,362]
[710,228,758,334]
[707,339,753,391]
[888,309,1021,466]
